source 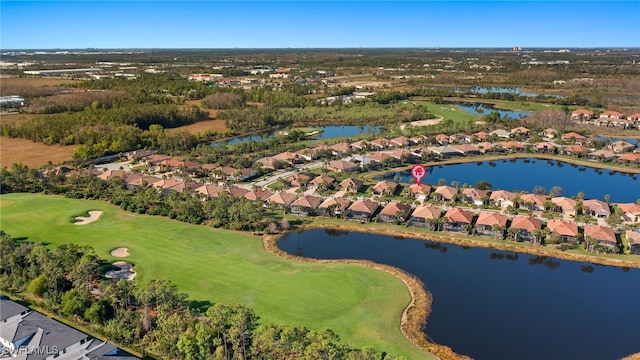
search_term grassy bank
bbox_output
[0,193,432,359]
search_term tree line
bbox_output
[0,232,405,360]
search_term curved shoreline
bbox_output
[263,233,470,360]
[264,221,640,360]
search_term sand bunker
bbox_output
[74,211,102,225]
[110,247,130,257]
[105,261,136,281]
[399,116,443,129]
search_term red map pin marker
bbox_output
[411,164,426,185]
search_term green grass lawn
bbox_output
[0,193,432,359]
[410,100,479,125]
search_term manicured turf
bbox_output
[410,100,479,125]
[0,193,432,359]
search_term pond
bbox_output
[458,86,565,99]
[211,125,381,146]
[453,101,530,119]
[380,158,639,203]
[277,229,640,360]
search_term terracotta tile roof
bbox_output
[328,160,359,171]
[444,208,474,224]
[520,193,547,206]
[625,230,640,245]
[510,215,542,232]
[379,201,412,217]
[409,183,432,194]
[584,225,616,243]
[338,178,364,191]
[348,199,379,214]
[452,144,481,154]
[373,180,398,194]
[244,189,273,201]
[489,190,517,202]
[462,188,488,201]
[615,203,640,214]
[367,152,394,162]
[475,211,508,227]
[267,192,298,206]
[318,197,352,211]
[546,219,579,236]
[582,199,610,215]
[390,136,412,147]
[564,144,590,153]
[551,197,577,211]
[291,195,323,209]
[195,184,227,197]
[618,153,640,162]
[561,132,587,140]
[572,109,594,116]
[310,175,335,186]
[411,205,442,220]
[435,185,458,199]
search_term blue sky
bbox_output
[1,1,639,49]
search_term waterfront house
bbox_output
[582,199,611,218]
[378,201,413,224]
[563,144,590,157]
[535,142,557,153]
[509,215,543,242]
[584,225,617,251]
[316,197,352,217]
[489,190,517,209]
[546,219,579,243]
[499,141,525,152]
[372,180,399,196]
[289,195,323,216]
[452,144,482,156]
[551,197,578,216]
[338,178,364,193]
[408,205,442,229]
[587,149,616,162]
[625,230,640,254]
[461,188,488,206]
[475,211,508,237]
[433,185,459,203]
[407,183,432,201]
[520,193,547,211]
[443,208,475,233]
[345,199,379,221]
[266,192,298,211]
[615,203,640,223]
[618,153,640,166]
[609,140,636,153]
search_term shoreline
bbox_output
[262,232,470,360]
[263,221,640,359]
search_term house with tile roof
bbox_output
[372,180,399,196]
[546,219,579,243]
[571,109,594,120]
[443,208,474,233]
[519,193,547,211]
[345,199,379,221]
[327,160,359,173]
[338,178,364,193]
[461,188,488,206]
[475,211,508,237]
[316,197,352,217]
[378,201,413,224]
[408,205,442,229]
[551,197,578,217]
[625,230,640,254]
[582,199,611,218]
[584,225,617,252]
[433,185,459,203]
[289,195,324,216]
[509,215,543,242]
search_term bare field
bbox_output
[1,77,79,87]
[169,119,227,135]
[0,137,76,168]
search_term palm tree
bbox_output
[507,227,520,242]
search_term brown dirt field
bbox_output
[0,137,76,168]
[1,77,79,87]
[169,119,227,135]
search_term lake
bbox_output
[278,229,640,359]
[211,125,381,146]
[380,158,640,203]
[453,101,530,119]
[458,86,565,99]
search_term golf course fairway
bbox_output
[0,193,433,359]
